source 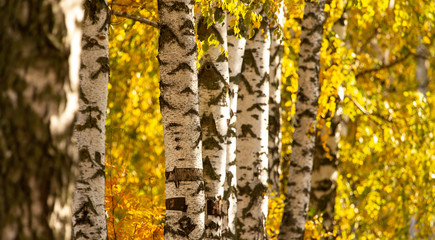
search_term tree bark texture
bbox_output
[236,20,270,239]
[222,15,247,239]
[72,0,109,239]
[268,5,285,193]
[158,0,205,239]
[279,0,326,239]
[196,8,230,239]
[0,0,83,239]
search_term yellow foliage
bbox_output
[106,1,164,239]
[105,0,435,239]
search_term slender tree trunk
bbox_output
[309,110,341,235]
[408,40,429,239]
[0,0,83,239]
[222,16,247,239]
[279,0,326,239]
[236,19,270,239]
[308,10,348,236]
[72,0,109,239]
[196,8,230,239]
[416,41,429,95]
[158,0,205,239]
[268,5,285,193]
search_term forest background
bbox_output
[105,0,434,239]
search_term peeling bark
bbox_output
[0,0,83,239]
[236,17,270,239]
[196,8,230,239]
[279,0,326,239]
[158,0,205,239]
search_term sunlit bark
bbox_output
[196,8,230,239]
[236,19,270,239]
[158,0,205,239]
[72,0,109,239]
[279,0,326,239]
[222,15,247,239]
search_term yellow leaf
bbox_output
[422,36,431,44]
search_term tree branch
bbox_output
[356,29,377,54]
[111,10,159,29]
[332,0,351,27]
[344,94,392,123]
[355,52,412,79]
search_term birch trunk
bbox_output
[236,20,270,239]
[416,42,429,95]
[309,110,341,235]
[196,8,230,239]
[409,40,429,239]
[222,16,247,239]
[0,0,83,239]
[279,0,326,239]
[158,0,205,239]
[308,12,347,236]
[268,6,285,193]
[72,0,109,239]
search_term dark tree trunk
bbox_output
[0,0,83,239]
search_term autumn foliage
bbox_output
[105,0,434,239]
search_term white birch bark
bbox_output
[0,0,83,239]
[268,5,285,193]
[222,15,247,239]
[196,8,230,239]
[279,0,326,239]
[158,0,205,239]
[236,20,270,239]
[72,0,109,239]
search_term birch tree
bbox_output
[222,15,247,239]
[416,41,429,95]
[310,109,341,235]
[268,5,285,193]
[72,0,109,239]
[236,17,270,239]
[196,8,230,239]
[0,0,83,238]
[279,0,326,239]
[408,40,430,239]
[158,0,205,238]
[309,11,348,235]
